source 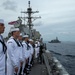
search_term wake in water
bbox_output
[49,50,62,55]
[49,50,75,58]
[65,55,75,58]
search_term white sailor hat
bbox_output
[10,27,19,33]
[23,35,29,38]
[29,39,33,42]
[20,33,22,36]
[0,19,4,24]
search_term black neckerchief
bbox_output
[25,42,30,50]
[19,41,23,47]
[0,35,7,54]
[13,38,21,47]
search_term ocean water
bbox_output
[46,42,75,75]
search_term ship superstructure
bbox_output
[9,1,41,40]
[19,1,41,39]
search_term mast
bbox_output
[20,1,41,38]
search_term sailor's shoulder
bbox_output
[22,41,27,47]
[22,41,26,44]
[7,38,15,44]
[29,43,31,46]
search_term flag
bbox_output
[8,20,19,25]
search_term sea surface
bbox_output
[45,41,75,75]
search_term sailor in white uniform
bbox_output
[22,35,30,74]
[0,19,7,75]
[35,41,39,58]
[17,33,24,75]
[28,39,34,67]
[7,27,20,75]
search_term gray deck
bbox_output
[29,59,47,75]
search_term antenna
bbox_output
[28,1,30,8]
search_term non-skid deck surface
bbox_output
[29,59,47,75]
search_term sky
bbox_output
[0,0,75,41]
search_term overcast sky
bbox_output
[0,0,75,41]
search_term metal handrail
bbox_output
[43,53,52,75]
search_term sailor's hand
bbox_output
[25,58,28,63]
[14,67,18,73]
[20,61,23,67]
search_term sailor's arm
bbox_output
[0,43,3,53]
[19,47,24,66]
[22,44,27,58]
[7,41,18,68]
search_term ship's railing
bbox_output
[43,51,52,75]
[42,49,70,75]
[52,57,70,75]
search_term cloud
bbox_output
[0,0,75,41]
[55,31,69,35]
[34,21,43,26]
[2,0,17,11]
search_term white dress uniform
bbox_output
[37,41,40,53]
[28,43,34,65]
[18,40,24,75]
[35,43,38,58]
[18,41,24,63]
[29,43,34,55]
[21,41,30,74]
[35,41,40,58]
[7,36,21,75]
[0,19,7,75]
[0,35,6,75]
[22,41,30,60]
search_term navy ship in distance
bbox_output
[48,37,61,43]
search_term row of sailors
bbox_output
[0,19,41,75]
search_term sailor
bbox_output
[34,41,39,58]
[37,40,41,61]
[22,35,30,74]
[28,39,34,67]
[0,19,7,75]
[7,27,20,75]
[18,33,24,64]
[39,40,44,64]
[37,40,40,54]
[17,33,24,75]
